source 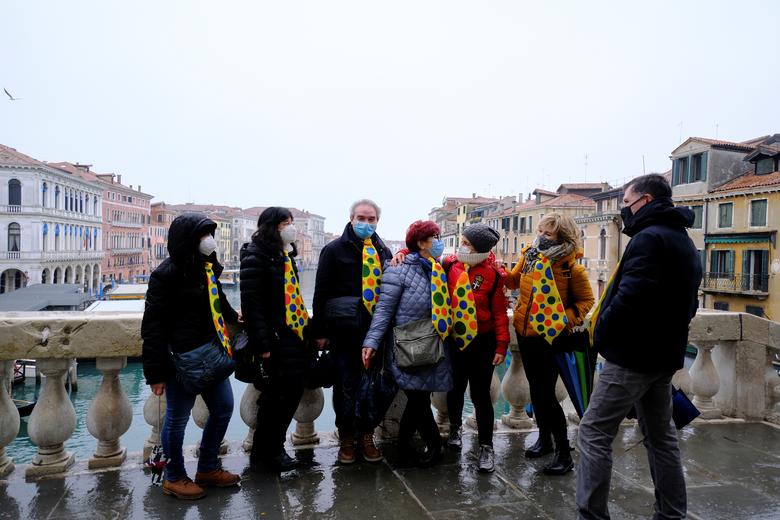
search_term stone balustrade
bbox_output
[0,309,778,480]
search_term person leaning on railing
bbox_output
[141,212,242,500]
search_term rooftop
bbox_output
[1,422,777,519]
[711,170,780,193]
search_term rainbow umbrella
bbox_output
[553,345,596,419]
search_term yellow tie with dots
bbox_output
[529,254,568,344]
[205,262,231,357]
[283,252,309,340]
[362,238,382,314]
[429,258,452,340]
[451,264,478,350]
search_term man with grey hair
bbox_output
[313,199,392,464]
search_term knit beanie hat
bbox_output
[462,224,500,253]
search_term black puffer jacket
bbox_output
[142,213,238,385]
[239,238,308,354]
[594,197,702,373]
[311,222,392,345]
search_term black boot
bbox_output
[525,433,554,459]
[542,448,573,475]
[418,436,443,468]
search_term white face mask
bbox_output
[457,248,490,266]
[280,225,297,244]
[199,236,217,257]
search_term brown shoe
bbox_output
[338,437,356,464]
[162,477,206,500]
[360,433,383,463]
[194,468,241,488]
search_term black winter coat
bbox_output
[312,222,392,347]
[594,197,702,373]
[239,239,308,354]
[142,213,238,385]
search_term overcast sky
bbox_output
[2,1,778,239]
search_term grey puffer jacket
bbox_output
[363,253,453,392]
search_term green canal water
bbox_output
[8,270,510,464]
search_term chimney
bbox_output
[117,175,122,185]
[138,185,141,192]
[518,193,522,203]
[472,192,476,198]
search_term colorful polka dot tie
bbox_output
[529,254,568,344]
[429,258,452,340]
[451,264,478,350]
[284,252,309,340]
[205,262,231,357]
[362,238,382,314]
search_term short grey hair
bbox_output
[350,199,381,220]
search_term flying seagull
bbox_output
[4,88,21,101]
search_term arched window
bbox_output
[42,182,48,207]
[599,229,607,260]
[55,186,60,209]
[8,179,21,206]
[8,222,20,252]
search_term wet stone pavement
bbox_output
[1,421,779,519]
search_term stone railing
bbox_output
[1,309,778,481]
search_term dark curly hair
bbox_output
[253,207,298,257]
[405,220,440,252]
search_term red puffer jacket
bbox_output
[442,252,510,355]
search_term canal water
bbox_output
[8,269,509,464]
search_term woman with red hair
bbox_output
[362,220,452,467]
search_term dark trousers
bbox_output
[332,347,374,438]
[576,361,685,520]
[252,342,308,459]
[517,334,569,450]
[446,332,496,446]
[398,390,441,450]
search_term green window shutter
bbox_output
[710,250,717,273]
[742,251,751,290]
[701,152,708,181]
[728,250,735,276]
[684,157,691,183]
[672,160,680,185]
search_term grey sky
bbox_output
[2,1,778,240]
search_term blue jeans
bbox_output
[162,375,234,482]
[576,361,686,520]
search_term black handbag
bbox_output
[392,318,445,369]
[172,338,235,394]
[232,330,259,384]
[355,346,398,426]
[306,350,336,389]
[324,296,365,330]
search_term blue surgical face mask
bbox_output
[352,221,376,240]
[429,238,445,259]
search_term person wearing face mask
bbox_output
[239,207,312,472]
[312,199,392,464]
[439,224,509,473]
[362,220,453,468]
[142,213,241,499]
[504,213,594,476]
[576,175,701,520]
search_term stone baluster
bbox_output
[143,390,167,460]
[672,366,693,395]
[689,341,722,419]
[292,387,324,445]
[193,395,229,455]
[466,371,500,430]
[86,357,132,469]
[26,359,77,478]
[501,351,534,429]
[765,350,780,424]
[0,360,20,477]
[430,392,450,434]
[240,384,261,452]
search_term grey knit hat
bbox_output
[462,224,500,253]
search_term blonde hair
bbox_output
[538,213,581,249]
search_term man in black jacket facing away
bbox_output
[313,199,392,464]
[576,174,702,520]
